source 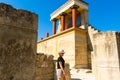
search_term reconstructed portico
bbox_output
[37,0,89,69]
[0,1,120,80]
[51,0,88,34]
[37,0,120,80]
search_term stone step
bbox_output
[70,69,96,80]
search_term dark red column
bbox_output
[46,32,49,38]
[71,5,79,28]
[72,8,77,27]
[52,19,57,35]
[60,13,66,31]
[40,38,43,40]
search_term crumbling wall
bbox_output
[36,53,71,80]
[36,54,54,80]
[87,26,99,72]
[64,63,71,80]
[0,3,38,80]
[116,32,120,69]
[93,32,120,80]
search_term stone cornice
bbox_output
[50,0,88,21]
[38,27,87,43]
[70,5,79,9]
[59,12,67,16]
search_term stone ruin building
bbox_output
[37,0,120,80]
[0,2,38,80]
[0,0,120,80]
[0,3,56,80]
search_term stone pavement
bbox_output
[70,69,96,80]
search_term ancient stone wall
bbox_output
[37,29,76,69]
[87,26,99,73]
[93,32,120,80]
[36,53,71,80]
[36,54,54,80]
[0,3,38,80]
[37,28,88,69]
[116,32,120,68]
[75,29,88,68]
[64,63,71,80]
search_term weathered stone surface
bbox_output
[37,28,76,69]
[116,32,120,67]
[75,29,88,68]
[64,63,71,80]
[37,28,88,69]
[88,26,99,74]
[93,32,120,80]
[0,3,38,80]
[36,53,54,80]
[88,27,120,80]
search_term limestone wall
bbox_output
[88,26,99,73]
[93,32,120,80]
[36,54,54,80]
[75,29,88,68]
[36,54,71,80]
[37,28,87,69]
[0,3,38,80]
[116,32,120,67]
[64,63,71,80]
[37,28,76,69]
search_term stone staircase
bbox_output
[88,26,100,33]
[70,69,96,80]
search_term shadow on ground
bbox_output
[71,78,81,80]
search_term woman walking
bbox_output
[57,50,66,80]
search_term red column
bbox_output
[46,32,49,38]
[60,13,66,31]
[52,19,57,35]
[72,8,77,27]
[71,5,79,28]
[40,38,43,40]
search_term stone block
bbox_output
[0,3,38,80]
[36,54,55,80]
[93,32,120,80]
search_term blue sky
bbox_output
[0,0,120,40]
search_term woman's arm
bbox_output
[59,62,65,75]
